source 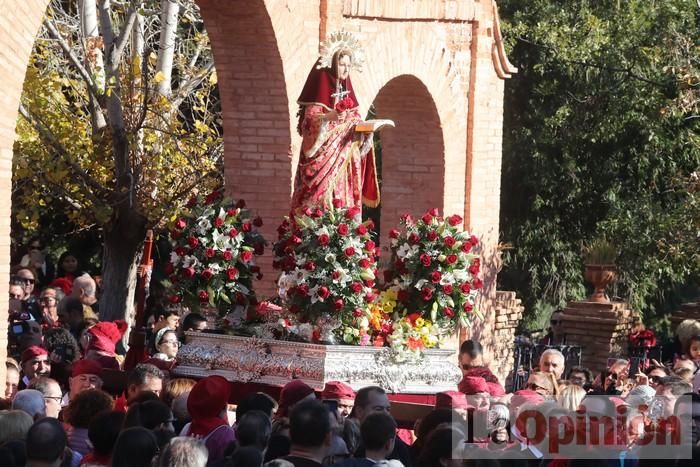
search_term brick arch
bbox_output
[353,22,469,227]
[370,75,445,248]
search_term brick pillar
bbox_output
[560,301,639,372]
[490,291,524,382]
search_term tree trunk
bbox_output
[156,0,180,97]
[79,0,106,129]
[99,207,148,322]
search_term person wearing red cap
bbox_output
[321,380,355,418]
[458,340,506,397]
[85,320,128,370]
[63,359,103,407]
[277,379,316,418]
[435,390,470,419]
[181,375,235,465]
[19,345,51,390]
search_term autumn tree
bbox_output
[497,0,699,325]
[13,0,222,320]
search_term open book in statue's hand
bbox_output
[355,119,395,133]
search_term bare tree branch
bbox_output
[44,19,102,100]
[171,60,215,109]
[111,2,141,72]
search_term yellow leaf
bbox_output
[153,71,165,84]
[209,70,217,85]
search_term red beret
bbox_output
[188,375,231,419]
[71,359,103,378]
[435,390,470,410]
[278,379,314,417]
[486,382,506,397]
[21,345,49,364]
[458,376,490,395]
[321,381,355,401]
[88,320,128,354]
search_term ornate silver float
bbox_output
[174,331,462,393]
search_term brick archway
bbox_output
[371,75,445,249]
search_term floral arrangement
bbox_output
[384,209,483,336]
[164,189,266,313]
[273,199,379,342]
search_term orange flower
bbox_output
[407,336,424,351]
[373,336,385,347]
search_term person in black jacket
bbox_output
[351,386,412,467]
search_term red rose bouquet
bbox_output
[273,199,378,342]
[164,190,266,314]
[384,209,482,335]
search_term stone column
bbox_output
[560,301,639,372]
[490,291,524,382]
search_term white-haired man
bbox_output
[539,348,566,380]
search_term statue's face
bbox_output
[336,54,351,80]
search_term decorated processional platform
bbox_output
[163,32,484,394]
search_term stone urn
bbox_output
[584,264,617,303]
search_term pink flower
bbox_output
[175,246,187,257]
[461,242,473,253]
[470,235,479,245]
[226,267,239,281]
[353,308,363,317]
[427,230,438,241]
[222,250,233,261]
[214,217,224,228]
[201,269,213,281]
[397,289,409,302]
[187,236,199,248]
[430,271,442,283]
[331,271,341,280]
[358,258,370,268]
[420,254,431,267]
[332,198,344,208]
[364,292,375,303]
[389,229,400,239]
[429,208,440,217]
[205,248,216,258]
[344,247,356,257]
[356,224,368,235]
[242,223,252,232]
[446,254,458,264]
[365,240,376,251]
[472,278,483,289]
[408,233,421,245]
[318,233,330,246]
[444,236,456,247]
[226,207,238,217]
[241,251,253,262]
[443,307,455,318]
[469,263,480,275]
[351,282,363,294]
[463,302,474,313]
[317,286,330,299]
[421,287,433,301]
[333,298,344,310]
[175,218,187,230]
[442,284,454,295]
[229,227,239,238]
[304,260,316,271]
[198,290,209,302]
[421,213,433,224]
[168,294,181,304]
[460,283,471,294]
[337,224,349,236]
[297,284,309,297]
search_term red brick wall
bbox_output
[0,0,50,386]
[372,75,444,250]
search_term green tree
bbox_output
[497,0,700,326]
[13,0,222,320]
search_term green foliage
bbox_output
[582,238,617,265]
[498,0,700,325]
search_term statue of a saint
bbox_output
[290,32,380,214]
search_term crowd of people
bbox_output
[2,239,700,466]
